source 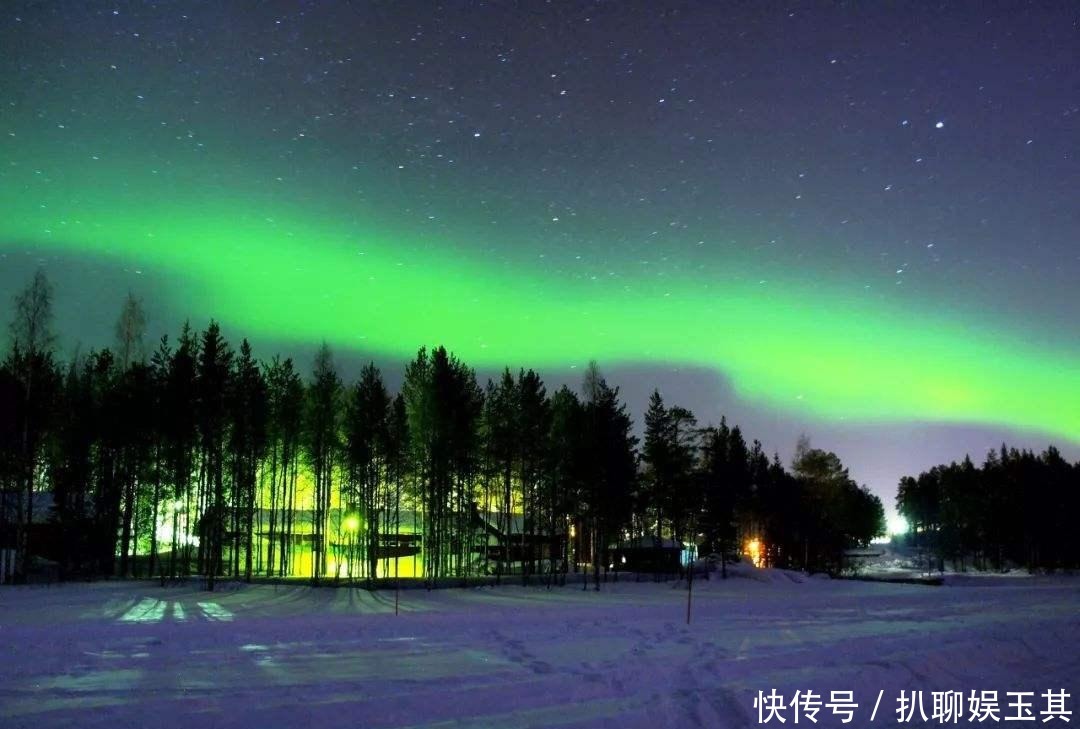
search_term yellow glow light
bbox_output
[744,538,764,568]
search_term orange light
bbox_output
[744,538,764,568]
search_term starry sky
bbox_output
[2,1,1079,518]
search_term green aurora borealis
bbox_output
[2,1,1079,454]
[2,163,1078,442]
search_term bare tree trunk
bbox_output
[266,444,278,576]
[245,462,255,582]
[149,449,162,579]
[119,468,135,578]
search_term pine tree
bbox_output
[343,362,390,584]
[516,369,549,583]
[580,367,636,590]
[228,339,267,581]
[265,357,303,577]
[483,369,516,581]
[547,386,585,584]
[306,342,341,583]
[164,324,199,579]
[196,321,232,590]
[8,269,57,579]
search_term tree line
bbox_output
[1,269,886,587]
[896,446,1080,573]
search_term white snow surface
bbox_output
[0,573,1077,728]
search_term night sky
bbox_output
[2,2,1078,521]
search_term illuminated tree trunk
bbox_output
[266,444,278,576]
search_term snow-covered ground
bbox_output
[1,572,1077,728]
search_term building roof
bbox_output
[618,536,685,551]
[477,511,565,538]
[0,491,54,525]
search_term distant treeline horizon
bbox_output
[896,445,1080,572]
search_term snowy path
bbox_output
[0,576,1077,728]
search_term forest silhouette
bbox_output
[3,270,1076,587]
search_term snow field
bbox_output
[0,573,1077,729]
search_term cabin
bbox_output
[477,511,565,572]
[215,506,430,579]
[0,490,60,582]
[609,536,687,574]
